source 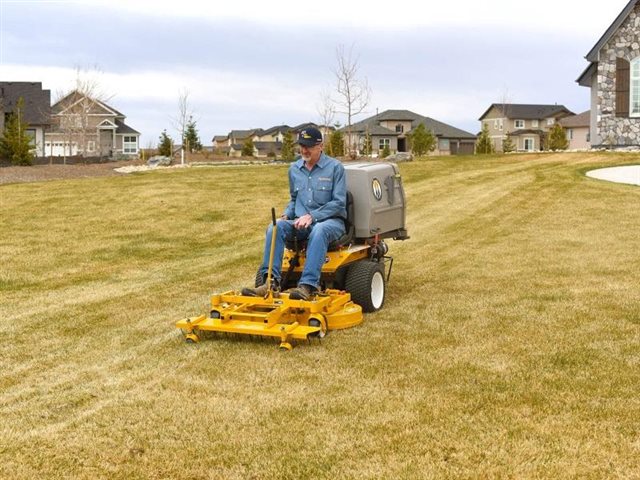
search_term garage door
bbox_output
[44,142,78,157]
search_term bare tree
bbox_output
[53,66,113,163]
[332,44,371,156]
[171,88,194,165]
[316,87,336,137]
[497,86,512,152]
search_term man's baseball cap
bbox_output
[297,127,323,147]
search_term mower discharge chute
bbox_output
[176,162,409,350]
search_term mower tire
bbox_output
[345,260,385,313]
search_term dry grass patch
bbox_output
[1,153,639,478]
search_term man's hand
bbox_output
[293,213,313,229]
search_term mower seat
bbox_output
[286,191,355,252]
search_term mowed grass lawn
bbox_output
[1,153,639,479]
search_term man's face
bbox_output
[300,143,322,163]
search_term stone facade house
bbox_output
[559,111,591,150]
[577,0,640,147]
[0,81,51,157]
[478,104,574,152]
[345,109,476,156]
[46,91,140,158]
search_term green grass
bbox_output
[1,153,639,479]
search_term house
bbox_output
[255,125,290,143]
[345,109,476,155]
[46,91,140,158]
[478,104,574,152]
[577,0,640,147]
[212,135,228,147]
[0,81,51,157]
[559,111,591,150]
[228,129,262,146]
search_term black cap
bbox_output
[297,127,323,146]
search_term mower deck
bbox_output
[176,289,363,350]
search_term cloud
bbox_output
[90,0,626,35]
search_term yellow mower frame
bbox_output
[176,287,363,351]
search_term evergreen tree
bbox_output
[158,130,173,157]
[476,123,494,154]
[381,143,391,158]
[548,123,569,151]
[361,130,372,156]
[183,116,202,153]
[0,97,34,166]
[328,129,345,157]
[502,133,515,153]
[408,123,436,156]
[241,137,255,157]
[281,131,295,161]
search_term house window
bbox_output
[531,120,539,128]
[378,138,390,149]
[631,57,640,116]
[438,139,450,150]
[25,129,36,147]
[395,124,404,133]
[523,138,534,151]
[546,118,555,126]
[123,135,137,154]
[87,141,96,152]
[514,120,525,129]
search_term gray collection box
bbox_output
[344,162,409,241]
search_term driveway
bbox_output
[586,165,640,186]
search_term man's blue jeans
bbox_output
[259,218,346,290]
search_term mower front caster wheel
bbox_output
[185,333,200,343]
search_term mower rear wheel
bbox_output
[344,260,385,313]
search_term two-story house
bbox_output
[45,91,140,158]
[577,0,640,147]
[345,109,476,155]
[559,111,591,150]
[478,104,574,152]
[0,82,51,157]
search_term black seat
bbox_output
[327,191,355,250]
[285,191,355,252]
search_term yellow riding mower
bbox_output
[176,162,409,349]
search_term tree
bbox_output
[54,66,113,162]
[327,128,345,157]
[280,131,295,161]
[158,130,173,157]
[548,123,569,151]
[183,116,202,153]
[408,123,436,156]
[361,129,372,156]
[380,143,391,158]
[241,137,255,157]
[316,88,336,131]
[172,88,193,164]
[476,123,495,154]
[0,97,34,165]
[332,44,371,156]
[502,133,515,153]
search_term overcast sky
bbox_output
[0,0,630,146]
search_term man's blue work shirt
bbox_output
[284,152,347,223]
